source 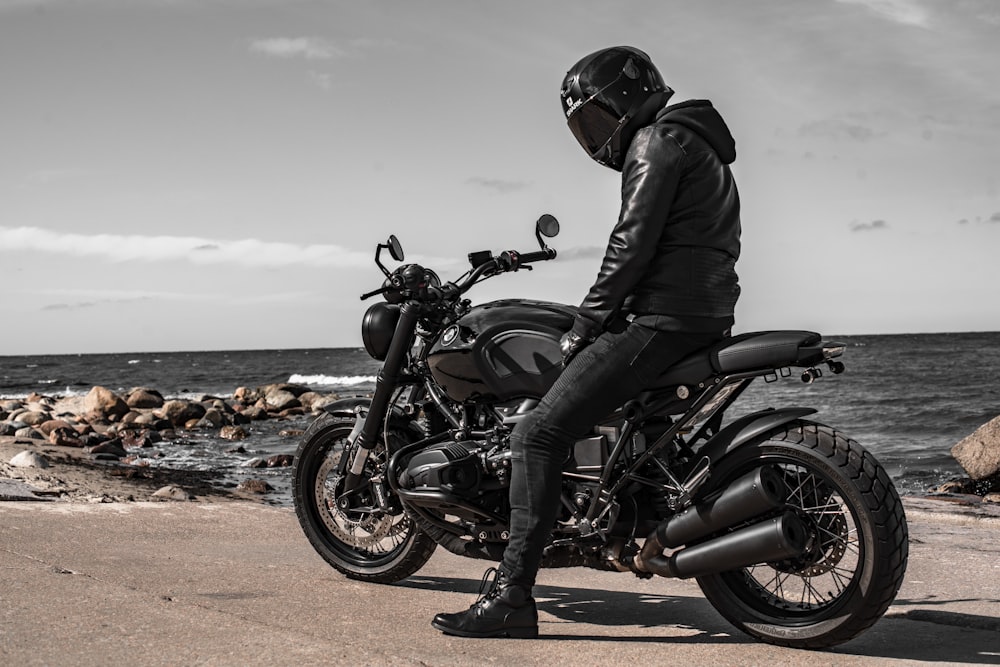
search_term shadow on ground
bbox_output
[400,575,1000,663]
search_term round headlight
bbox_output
[362,302,401,361]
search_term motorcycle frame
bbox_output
[339,298,820,546]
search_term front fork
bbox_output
[341,302,421,493]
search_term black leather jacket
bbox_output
[572,100,741,339]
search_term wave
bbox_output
[287,373,377,387]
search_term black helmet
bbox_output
[560,46,673,170]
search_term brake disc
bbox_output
[314,449,394,549]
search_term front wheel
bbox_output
[293,413,436,583]
[696,421,908,649]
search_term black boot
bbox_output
[432,567,538,638]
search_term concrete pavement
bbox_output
[1,498,998,666]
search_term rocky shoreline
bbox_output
[0,383,343,503]
[2,384,1000,508]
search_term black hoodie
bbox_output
[573,99,742,339]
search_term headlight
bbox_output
[362,302,401,360]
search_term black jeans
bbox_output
[499,322,727,587]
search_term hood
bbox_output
[655,100,737,164]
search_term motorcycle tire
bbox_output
[696,420,908,649]
[293,413,436,583]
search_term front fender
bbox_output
[321,395,420,437]
[321,396,373,419]
[699,407,817,466]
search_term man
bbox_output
[432,45,742,638]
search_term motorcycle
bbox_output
[293,215,908,649]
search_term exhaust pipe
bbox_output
[634,466,806,578]
[635,511,807,579]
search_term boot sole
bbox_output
[431,620,538,639]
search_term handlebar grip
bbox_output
[517,248,556,264]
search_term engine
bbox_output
[395,440,512,524]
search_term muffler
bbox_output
[635,511,807,579]
[634,465,806,578]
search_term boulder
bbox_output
[18,411,51,427]
[121,429,159,449]
[197,408,226,429]
[10,450,50,468]
[266,454,294,467]
[152,485,193,501]
[126,387,165,409]
[49,427,83,447]
[237,478,273,494]
[263,388,299,412]
[88,439,128,458]
[15,427,44,440]
[154,400,206,427]
[38,419,74,436]
[951,416,1000,480]
[83,386,130,419]
[219,425,248,441]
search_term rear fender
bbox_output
[699,407,817,466]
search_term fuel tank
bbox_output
[427,299,576,402]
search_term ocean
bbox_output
[3,332,998,503]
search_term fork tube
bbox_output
[343,301,420,492]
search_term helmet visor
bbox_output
[567,98,624,160]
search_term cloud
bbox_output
[0,226,374,269]
[990,212,1000,222]
[249,37,346,61]
[851,219,890,232]
[465,177,531,194]
[557,246,607,261]
[835,0,930,27]
[799,118,882,142]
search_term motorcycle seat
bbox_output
[652,330,822,388]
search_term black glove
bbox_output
[559,331,589,367]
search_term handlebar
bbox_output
[361,245,556,303]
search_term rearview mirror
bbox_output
[387,235,405,262]
[536,214,560,238]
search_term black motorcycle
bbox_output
[293,215,908,649]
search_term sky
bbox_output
[1,0,998,355]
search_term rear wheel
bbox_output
[293,413,436,583]
[696,420,908,648]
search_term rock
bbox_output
[241,457,267,468]
[225,445,247,454]
[152,485,193,501]
[308,395,341,413]
[49,427,83,447]
[935,479,975,494]
[984,492,1000,504]
[241,406,268,421]
[18,410,52,426]
[120,429,158,449]
[88,439,128,458]
[10,450,50,468]
[0,422,21,436]
[126,387,164,409]
[237,478,272,494]
[278,429,305,438]
[38,419,75,436]
[154,400,206,427]
[264,388,299,412]
[219,425,248,441]
[951,416,1000,480]
[197,408,226,429]
[83,386,130,419]
[15,427,44,440]
[233,386,259,403]
[266,454,294,467]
